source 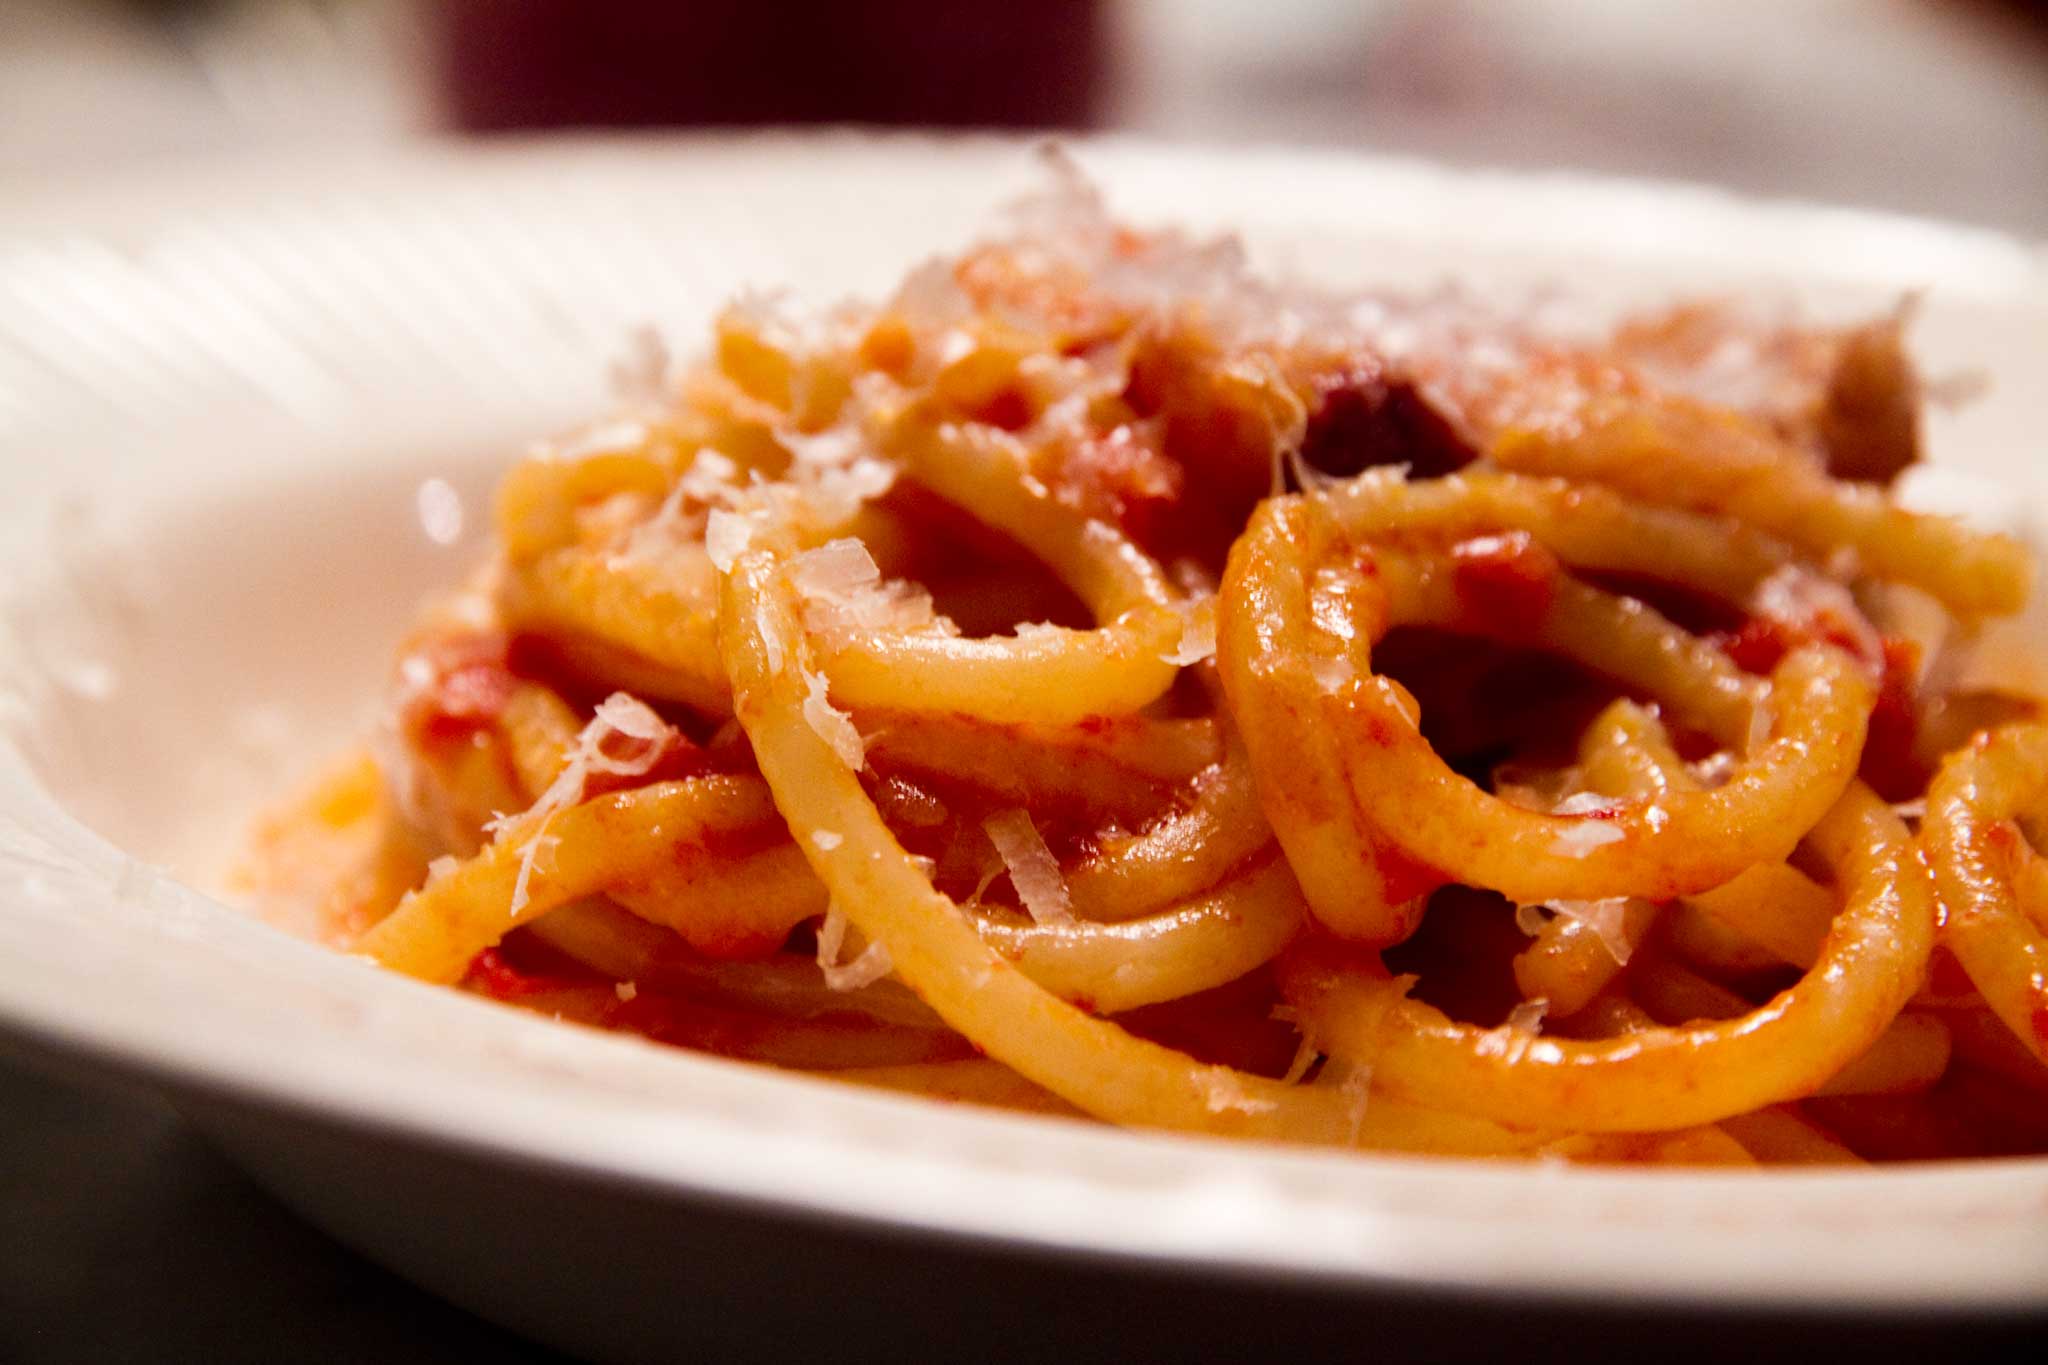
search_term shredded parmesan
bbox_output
[756,602,787,675]
[1552,792,1617,817]
[810,829,844,851]
[1546,793,1624,857]
[1551,822,1624,857]
[790,538,881,599]
[779,423,864,469]
[1319,1056,1374,1142]
[704,508,754,572]
[1163,598,1217,666]
[490,691,677,913]
[1196,1066,1278,1116]
[1744,700,1775,755]
[585,693,671,756]
[816,904,893,991]
[1281,1029,1320,1086]
[678,448,740,501]
[1693,751,1738,787]
[1476,998,1549,1063]
[1310,655,1355,694]
[804,455,898,525]
[1752,564,1884,666]
[508,831,559,917]
[1547,897,1642,966]
[802,671,866,769]
[983,808,1074,924]
[790,537,938,637]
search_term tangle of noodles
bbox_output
[238,165,2048,1164]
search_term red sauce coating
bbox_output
[1450,531,1562,633]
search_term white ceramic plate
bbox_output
[2,134,2045,1355]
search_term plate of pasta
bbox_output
[2,134,2046,1353]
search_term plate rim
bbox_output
[3,129,2046,1317]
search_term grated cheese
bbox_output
[809,829,844,851]
[1744,699,1775,755]
[1476,998,1549,1063]
[983,808,1074,925]
[816,903,893,991]
[676,448,740,504]
[491,690,677,914]
[790,538,939,637]
[1551,822,1624,857]
[1196,1066,1278,1117]
[508,832,559,917]
[1163,598,1217,666]
[1310,655,1355,694]
[802,671,867,770]
[614,980,638,1003]
[1548,897,1641,966]
[1752,563,1884,666]
[1552,792,1618,817]
[1280,1028,1320,1086]
[704,509,754,572]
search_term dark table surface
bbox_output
[7,1040,2045,1363]
[0,1046,561,1364]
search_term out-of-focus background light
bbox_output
[3,0,2045,232]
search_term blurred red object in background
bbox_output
[436,0,1105,131]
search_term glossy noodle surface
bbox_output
[239,173,2048,1164]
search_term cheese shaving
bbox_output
[1551,822,1624,857]
[810,829,844,851]
[585,692,672,758]
[508,831,559,917]
[676,448,740,505]
[803,455,898,525]
[1745,700,1775,755]
[802,671,867,770]
[1547,897,1642,966]
[1280,1028,1320,1086]
[1196,1066,1278,1116]
[704,509,754,572]
[1547,793,1624,857]
[983,808,1074,924]
[1318,1056,1374,1143]
[1476,998,1549,1062]
[1752,564,1884,667]
[1310,655,1355,694]
[790,537,939,637]
[816,904,893,991]
[490,690,677,913]
[1552,792,1618,817]
[1163,598,1218,666]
